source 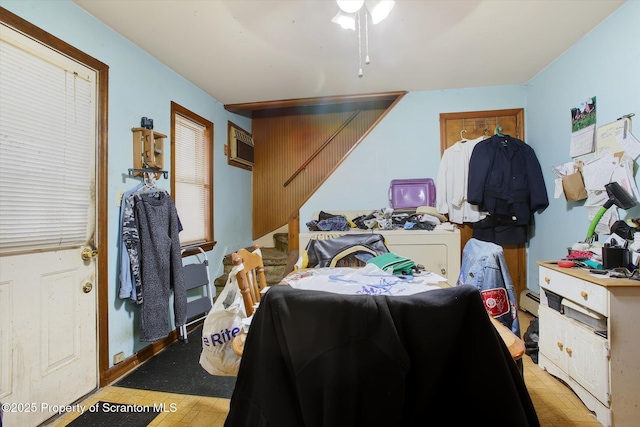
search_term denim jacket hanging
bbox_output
[456,238,520,336]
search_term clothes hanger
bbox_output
[494,120,509,146]
[134,172,164,195]
[482,119,490,138]
[494,116,507,146]
[457,119,470,143]
[459,129,470,143]
[143,172,156,189]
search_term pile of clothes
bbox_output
[306,207,446,232]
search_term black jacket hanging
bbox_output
[467,135,548,243]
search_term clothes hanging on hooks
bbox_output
[121,172,166,305]
[436,136,488,224]
[119,170,187,342]
[134,190,186,342]
[122,187,146,305]
[467,134,549,244]
[119,182,143,301]
[137,173,160,194]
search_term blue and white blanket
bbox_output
[282,264,444,296]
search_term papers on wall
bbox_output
[585,188,618,235]
[610,155,640,201]
[581,151,639,234]
[551,162,576,179]
[551,161,578,199]
[582,151,619,191]
[616,121,640,159]
[570,125,596,158]
[553,178,564,199]
[596,117,633,156]
[582,151,638,195]
[563,104,639,235]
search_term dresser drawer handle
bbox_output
[544,276,550,284]
[580,291,588,299]
[566,347,573,356]
[557,341,564,351]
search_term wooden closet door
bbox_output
[439,109,526,307]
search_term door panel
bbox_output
[0,250,97,425]
[568,321,610,406]
[0,23,98,426]
[538,305,568,372]
[440,109,526,304]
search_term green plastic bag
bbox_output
[367,253,416,275]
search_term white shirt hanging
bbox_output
[436,136,487,224]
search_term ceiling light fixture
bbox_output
[331,10,357,31]
[337,0,365,14]
[332,0,395,78]
[367,0,395,24]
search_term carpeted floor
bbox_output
[114,326,237,399]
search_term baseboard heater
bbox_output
[519,290,540,317]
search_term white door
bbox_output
[0,23,98,426]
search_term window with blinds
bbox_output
[171,102,213,247]
[0,23,96,255]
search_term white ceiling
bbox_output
[71,0,625,105]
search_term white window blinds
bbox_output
[0,25,96,255]
[174,114,208,244]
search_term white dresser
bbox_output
[537,261,640,427]
[299,226,461,283]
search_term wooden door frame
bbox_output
[439,108,526,303]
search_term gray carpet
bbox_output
[114,326,236,398]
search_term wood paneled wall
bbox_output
[251,106,383,239]
[226,93,406,240]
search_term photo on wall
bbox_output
[570,96,597,158]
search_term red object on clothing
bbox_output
[481,288,510,317]
[566,251,593,259]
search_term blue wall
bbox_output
[525,0,640,291]
[3,0,638,364]
[1,0,254,364]
[301,86,526,221]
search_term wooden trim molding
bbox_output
[225,91,407,118]
[171,101,216,254]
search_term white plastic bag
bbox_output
[199,262,246,376]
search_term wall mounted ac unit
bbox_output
[229,126,254,168]
[519,290,539,317]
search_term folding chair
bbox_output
[180,246,214,342]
